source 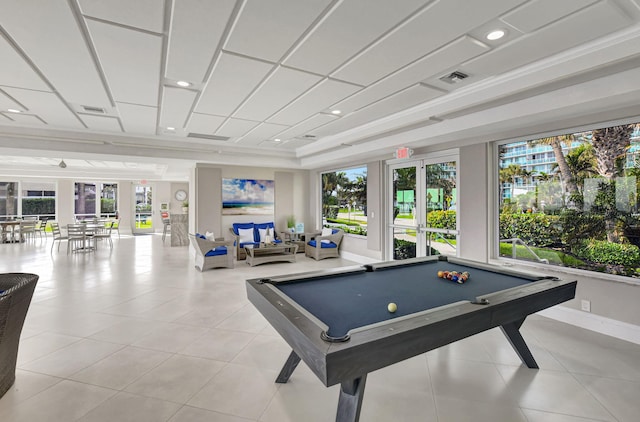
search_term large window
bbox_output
[22,181,55,221]
[498,122,640,279]
[321,166,367,236]
[74,182,119,220]
[0,182,18,219]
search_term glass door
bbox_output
[388,154,458,260]
[133,183,153,234]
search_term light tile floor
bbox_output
[1,234,640,421]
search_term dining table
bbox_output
[67,223,105,253]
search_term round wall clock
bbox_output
[175,189,187,201]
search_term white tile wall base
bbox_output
[538,306,640,345]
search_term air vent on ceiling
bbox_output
[82,105,106,113]
[303,134,316,139]
[439,71,469,84]
[187,133,230,141]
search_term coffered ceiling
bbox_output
[1,0,640,179]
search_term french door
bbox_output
[132,183,154,234]
[388,153,459,260]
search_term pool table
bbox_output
[246,255,577,422]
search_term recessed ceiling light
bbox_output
[7,108,21,113]
[166,126,175,131]
[176,80,191,87]
[331,110,342,115]
[486,30,505,41]
[274,138,281,142]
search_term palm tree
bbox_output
[551,143,597,195]
[533,135,579,200]
[499,164,526,201]
[591,124,635,242]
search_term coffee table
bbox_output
[244,243,298,266]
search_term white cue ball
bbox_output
[387,302,397,313]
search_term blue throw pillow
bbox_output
[195,233,206,239]
[0,290,5,295]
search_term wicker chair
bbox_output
[189,234,234,271]
[0,273,39,398]
[305,228,344,260]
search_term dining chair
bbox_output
[49,222,68,252]
[93,221,114,249]
[34,220,46,239]
[66,224,87,254]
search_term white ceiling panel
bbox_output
[281,137,317,148]
[0,0,112,107]
[234,67,323,121]
[236,122,289,146]
[462,1,632,78]
[216,117,261,138]
[78,114,122,132]
[0,36,50,91]
[225,0,331,62]
[313,84,444,136]
[2,0,640,174]
[1,87,84,128]
[116,102,157,135]
[333,0,525,85]
[196,53,274,116]
[3,113,44,125]
[0,90,25,111]
[166,0,236,83]
[284,0,426,74]
[159,87,198,129]
[274,114,339,140]
[333,36,485,114]
[268,79,362,126]
[79,0,165,33]
[501,0,598,33]
[187,113,226,135]
[87,20,162,106]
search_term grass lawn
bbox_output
[499,243,584,266]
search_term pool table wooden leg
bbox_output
[275,350,301,383]
[336,375,367,422]
[500,318,539,369]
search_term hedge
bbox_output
[499,212,561,247]
[573,239,640,267]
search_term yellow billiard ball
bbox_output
[387,302,397,313]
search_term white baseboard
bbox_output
[538,306,640,345]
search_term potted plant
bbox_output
[182,200,189,213]
[286,215,296,233]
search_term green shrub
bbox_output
[558,209,605,247]
[499,212,561,247]
[573,239,640,267]
[393,239,439,260]
[426,210,456,231]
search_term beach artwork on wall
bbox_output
[222,178,275,215]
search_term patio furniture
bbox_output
[0,273,39,398]
[17,220,37,242]
[244,242,298,266]
[34,220,46,239]
[93,221,114,249]
[305,228,344,260]
[189,234,234,271]
[50,222,68,252]
[161,212,170,244]
[229,222,282,260]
